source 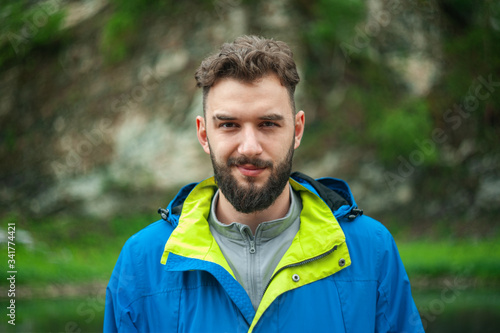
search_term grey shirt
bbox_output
[208,187,302,310]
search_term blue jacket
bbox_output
[104,173,424,332]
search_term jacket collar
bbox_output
[161,172,361,227]
[160,176,349,271]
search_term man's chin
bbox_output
[236,174,270,188]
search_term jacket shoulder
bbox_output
[124,219,175,250]
[108,219,174,292]
[340,214,394,244]
[337,214,401,280]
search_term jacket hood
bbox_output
[158,172,363,227]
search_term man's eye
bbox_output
[261,121,278,127]
[220,122,237,128]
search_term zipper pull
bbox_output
[249,239,256,254]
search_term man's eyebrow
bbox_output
[212,113,284,121]
[213,114,237,121]
[259,114,284,121]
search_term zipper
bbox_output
[243,227,256,254]
[244,227,257,309]
[249,239,256,254]
[262,244,339,296]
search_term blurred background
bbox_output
[0,0,499,331]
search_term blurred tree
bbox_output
[432,0,500,149]
[292,0,499,169]
[0,0,66,68]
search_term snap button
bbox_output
[292,274,300,282]
[338,258,346,267]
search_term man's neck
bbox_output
[215,183,292,234]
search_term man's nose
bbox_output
[237,126,263,156]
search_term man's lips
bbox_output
[236,164,266,177]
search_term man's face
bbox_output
[196,74,305,213]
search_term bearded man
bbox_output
[104,35,424,333]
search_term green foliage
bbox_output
[433,1,500,150]
[0,0,66,68]
[100,0,175,64]
[369,100,437,165]
[297,0,441,166]
[398,238,500,279]
[100,11,135,64]
[297,0,500,168]
[0,298,104,332]
[0,213,153,286]
[2,127,16,152]
[305,0,365,44]
[300,0,366,83]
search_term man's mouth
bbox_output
[227,157,272,177]
[236,164,267,177]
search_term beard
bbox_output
[209,142,294,214]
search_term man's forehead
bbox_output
[205,78,292,116]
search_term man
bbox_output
[104,35,424,332]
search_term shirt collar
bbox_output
[208,185,302,241]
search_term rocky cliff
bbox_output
[1,0,498,235]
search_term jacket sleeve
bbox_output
[104,238,141,333]
[375,228,425,333]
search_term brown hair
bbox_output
[195,35,300,113]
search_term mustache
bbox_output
[227,156,273,169]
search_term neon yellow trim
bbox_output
[160,176,351,333]
[160,177,235,278]
[248,179,351,332]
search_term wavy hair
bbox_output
[195,35,300,114]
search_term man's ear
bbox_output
[196,116,211,154]
[294,110,305,149]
